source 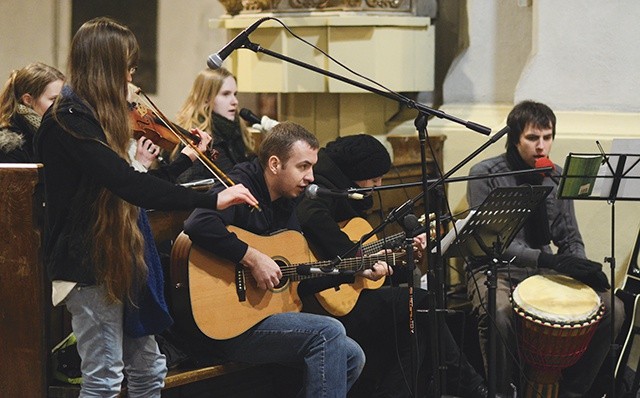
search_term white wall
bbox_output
[155,1,227,116]
[517,0,640,111]
[0,1,61,71]
[0,0,227,118]
[443,1,532,103]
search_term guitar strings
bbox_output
[255,253,405,281]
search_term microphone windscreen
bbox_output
[305,184,319,199]
[535,157,555,170]
[535,157,556,177]
[239,108,261,125]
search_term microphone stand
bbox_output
[236,28,493,398]
[344,168,554,198]
[415,113,444,395]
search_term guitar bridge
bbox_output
[235,264,246,302]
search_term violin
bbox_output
[128,93,200,152]
[127,84,260,211]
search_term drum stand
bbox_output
[441,185,552,398]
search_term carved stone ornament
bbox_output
[364,0,403,8]
[218,0,411,14]
[218,0,245,15]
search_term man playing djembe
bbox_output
[465,100,624,397]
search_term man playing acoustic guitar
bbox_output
[184,122,387,397]
[295,134,489,398]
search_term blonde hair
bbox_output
[0,62,64,128]
[56,17,146,304]
[176,68,253,151]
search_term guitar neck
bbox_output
[252,252,404,283]
[361,232,405,255]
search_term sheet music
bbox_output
[596,139,640,199]
[431,210,475,255]
[437,186,552,258]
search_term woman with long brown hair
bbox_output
[35,17,257,397]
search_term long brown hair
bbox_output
[176,68,253,151]
[0,62,64,128]
[60,17,146,304]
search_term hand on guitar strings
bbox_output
[240,246,283,290]
[538,252,611,291]
[359,250,394,281]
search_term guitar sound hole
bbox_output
[274,258,289,289]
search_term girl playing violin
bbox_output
[35,17,258,397]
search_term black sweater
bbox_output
[296,149,363,259]
[35,86,219,284]
[184,158,301,263]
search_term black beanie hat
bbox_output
[324,134,391,181]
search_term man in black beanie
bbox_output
[297,134,489,398]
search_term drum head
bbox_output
[512,274,601,324]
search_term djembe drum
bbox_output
[511,274,604,398]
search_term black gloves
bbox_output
[538,252,611,292]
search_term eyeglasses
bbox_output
[129,66,138,76]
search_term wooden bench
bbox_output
[0,165,273,397]
[47,362,272,398]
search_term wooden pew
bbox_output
[0,164,48,397]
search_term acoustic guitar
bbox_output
[169,226,406,340]
[613,225,640,394]
[314,218,404,317]
[315,215,435,317]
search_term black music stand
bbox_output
[557,146,640,398]
[437,185,552,398]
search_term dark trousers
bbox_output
[303,286,485,398]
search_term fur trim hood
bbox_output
[0,128,25,154]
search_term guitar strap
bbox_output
[235,264,247,302]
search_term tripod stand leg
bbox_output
[486,261,498,398]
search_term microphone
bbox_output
[239,108,261,125]
[239,108,280,131]
[305,184,365,200]
[207,17,269,69]
[535,157,559,185]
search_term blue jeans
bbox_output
[213,312,365,397]
[64,285,167,397]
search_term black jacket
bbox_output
[35,85,219,284]
[296,149,363,259]
[295,149,366,294]
[184,158,301,263]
